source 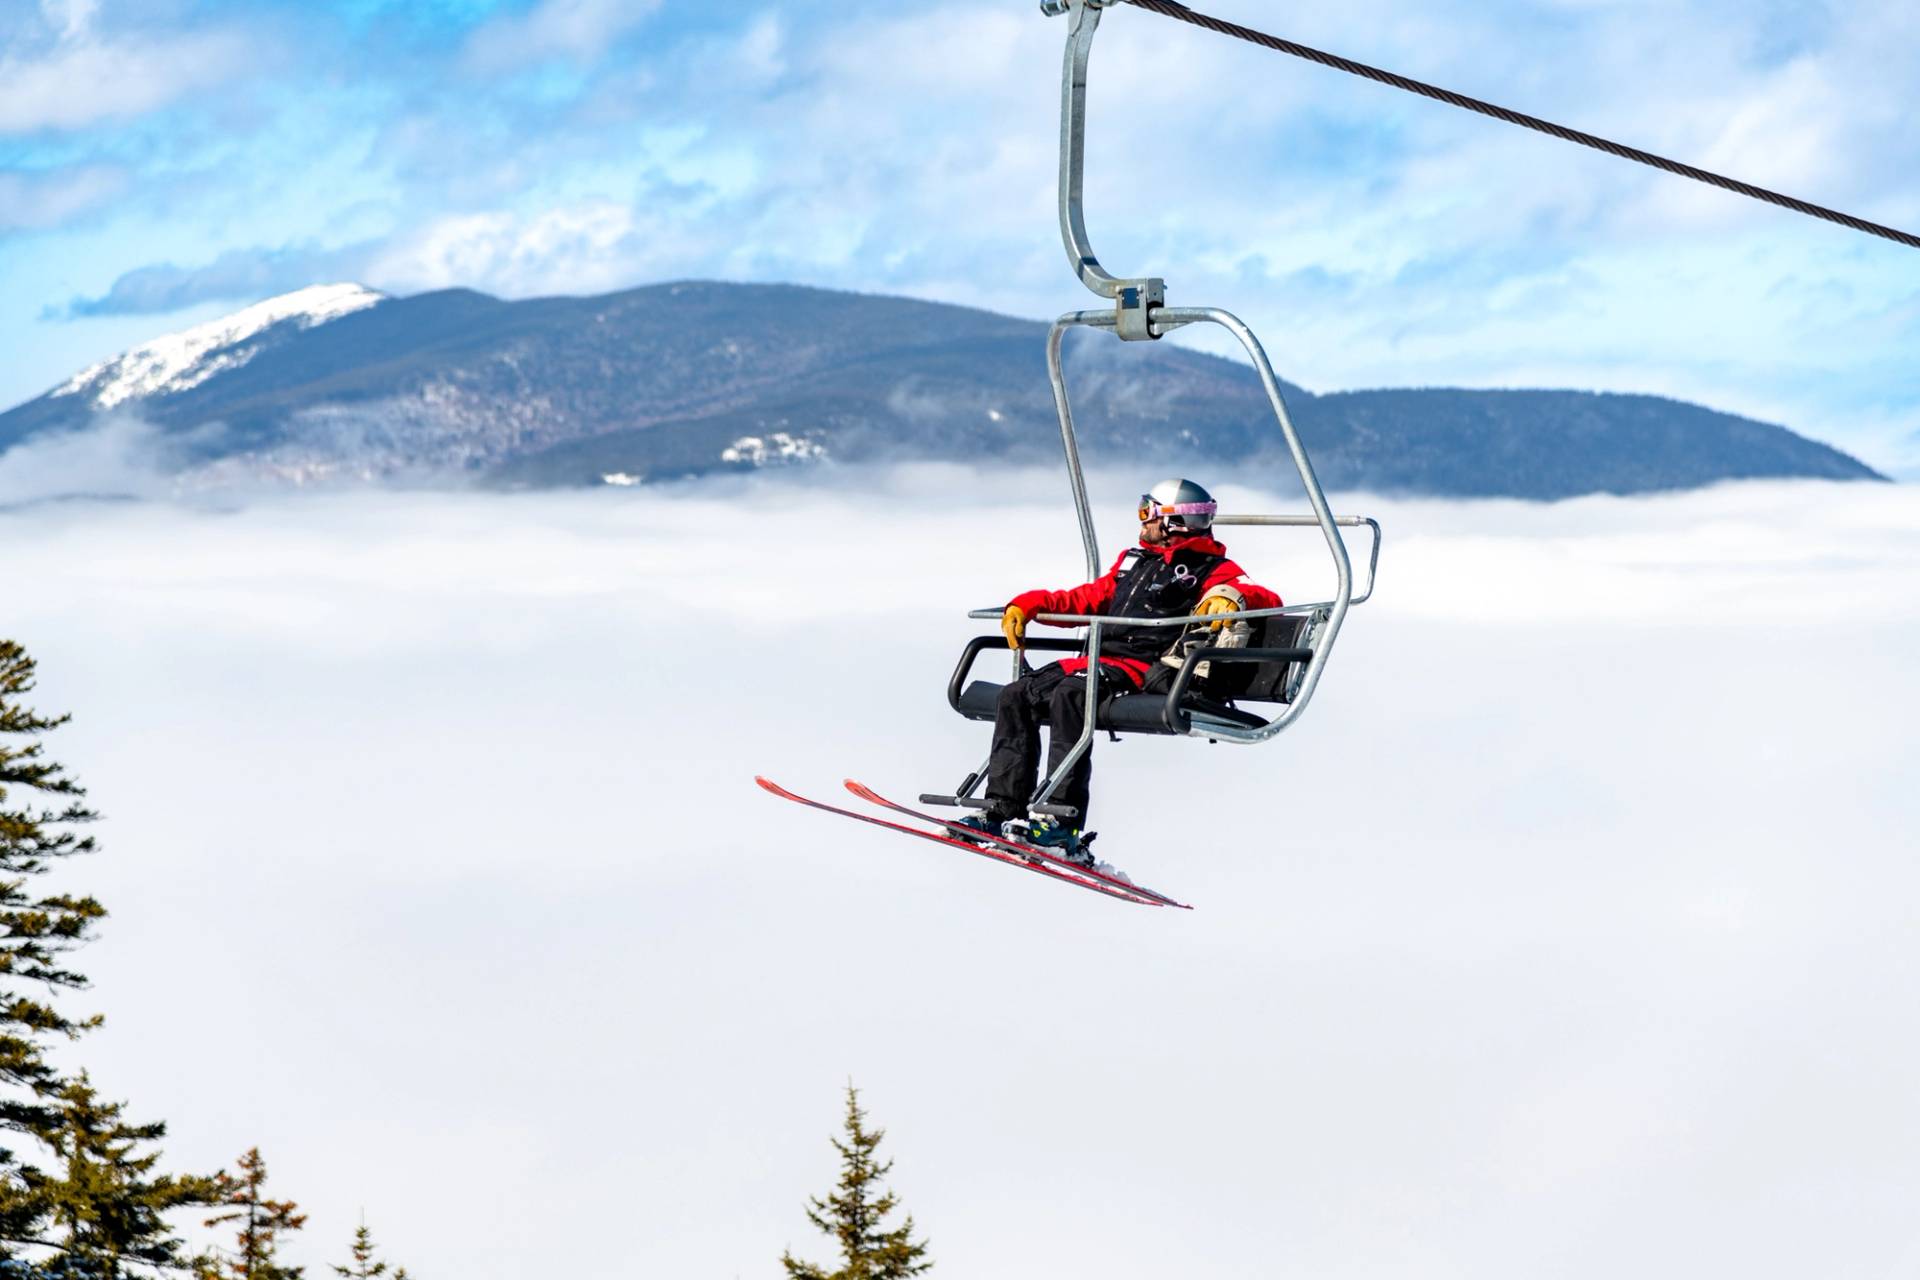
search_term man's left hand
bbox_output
[1195,595,1241,631]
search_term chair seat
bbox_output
[955,679,1268,735]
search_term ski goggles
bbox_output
[1138,495,1218,522]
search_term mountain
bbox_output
[0,281,1885,497]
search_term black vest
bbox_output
[1100,546,1226,660]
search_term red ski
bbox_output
[842,779,1191,910]
[754,777,1164,907]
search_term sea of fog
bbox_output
[3,468,1917,1279]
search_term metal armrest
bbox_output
[1161,645,1315,733]
[945,635,1082,714]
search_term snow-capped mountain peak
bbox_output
[52,283,389,409]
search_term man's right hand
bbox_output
[1001,605,1030,650]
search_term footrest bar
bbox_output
[918,793,994,810]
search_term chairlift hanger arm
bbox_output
[1042,0,1167,339]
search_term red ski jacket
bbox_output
[1008,533,1281,688]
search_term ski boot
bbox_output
[1008,815,1098,869]
[953,812,1016,846]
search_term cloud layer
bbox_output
[4,473,1917,1277]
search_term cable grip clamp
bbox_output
[1114,277,1165,340]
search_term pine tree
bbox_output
[782,1086,932,1280]
[330,1222,407,1280]
[0,640,107,1136]
[23,1074,215,1277]
[198,1149,305,1280]
[0,640,214,1272]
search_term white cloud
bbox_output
[463,0,664,73]
[0,26,256,133]
[40,0,99,43]
[0,164,126,231]
[735,11,785,84]
[365,201,651,296]
[3,473,1918,1277]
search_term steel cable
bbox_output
[1120,0,1920,251]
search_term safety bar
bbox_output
[1213,514,1383,607]
[963,513,1381,618]
[972,604,1307,625]
[1035,616,1104,808]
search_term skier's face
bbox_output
[1139,514,1168,545]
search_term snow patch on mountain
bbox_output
[51,284,388,409]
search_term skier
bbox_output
[958,478,1282,863]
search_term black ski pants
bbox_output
[986,662,1102,827]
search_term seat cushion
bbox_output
[955,680,1266,735]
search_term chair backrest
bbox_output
[1204,613,1312,704]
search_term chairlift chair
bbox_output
[923,0,1384,820]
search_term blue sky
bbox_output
[4,0,1917,472]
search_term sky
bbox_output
[2,0,1919,474]
[4,471,1919,1277]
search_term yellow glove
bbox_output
[1001,605,1030,650]
[1194,593,1241,631]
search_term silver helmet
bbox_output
[1139,477,1217,534]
